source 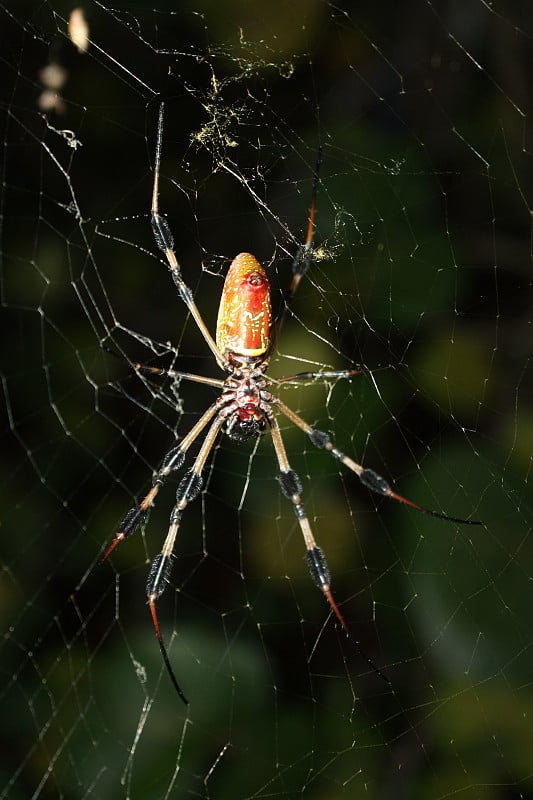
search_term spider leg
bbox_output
[103,345,225,389]
[100,402,220,564]
[268,145,322,357]
[146,412,225,704]
[151,103,224,369]
[129,362,224,389]
[274,367,362,385]
[268,413,390,684]
[273,397,482,525]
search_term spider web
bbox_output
[1,1,531,798]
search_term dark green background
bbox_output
[1,1,531,798]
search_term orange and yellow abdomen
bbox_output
[216,253,271,358]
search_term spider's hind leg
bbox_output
[268,413,389,684]
[100,403,219,564]
[273,397,482,526]
[145,412,225,704]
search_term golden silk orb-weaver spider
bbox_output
[101,103,481,705]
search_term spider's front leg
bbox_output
[151,103,224,368]
[267,146,322,359]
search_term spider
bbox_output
[102,103,481,705]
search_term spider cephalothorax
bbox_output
[219,360,271,443]
[101,103,481,705]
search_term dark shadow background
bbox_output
[1,1,531,799]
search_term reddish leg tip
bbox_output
[148,596,189,706]
[99,533,125,564]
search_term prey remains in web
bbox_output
[101,103,481,705]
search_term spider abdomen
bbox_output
[216,253,271,358]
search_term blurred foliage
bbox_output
[0,1,531,799]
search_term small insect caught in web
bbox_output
[101,103,482,705]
